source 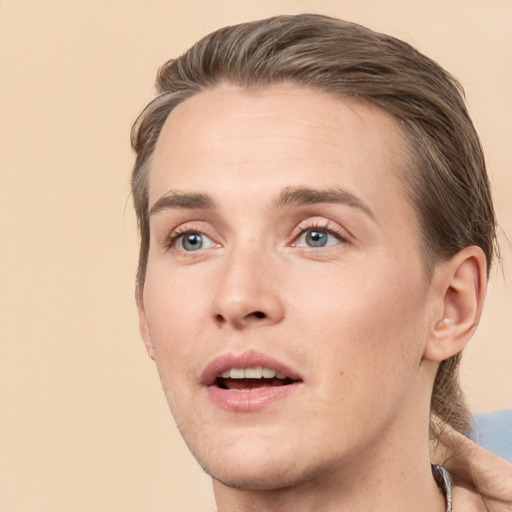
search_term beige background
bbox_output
[0,1,511,510]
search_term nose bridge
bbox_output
[211,237,284,328]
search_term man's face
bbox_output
[138,84,437,490]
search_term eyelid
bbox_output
[176,232,216,251]
[290,217,352,246]
[164,221,221,250]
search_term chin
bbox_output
[188,437,329,491]
[202,458,323,491]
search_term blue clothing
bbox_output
[474,410,512,462]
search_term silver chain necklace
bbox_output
[432,464,452,512]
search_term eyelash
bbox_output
[292,219,349,248]
[165,224,210,250]
[164,219,349,252]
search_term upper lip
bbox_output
[200,349,303,386]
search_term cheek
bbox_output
[143,274,210,389]
[299,270,429,437]
[292,262,428,380]
[145,265,210,336]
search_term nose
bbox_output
[211,245,285,330]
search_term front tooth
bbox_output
[262,368,276,378]
[245,367,263,378]
[276,372,286,379]
[230,368,245,379]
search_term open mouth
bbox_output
[214,367,297,391]
[201,352,303,411]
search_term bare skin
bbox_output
[137,84,495,511]
[437,427,512,511]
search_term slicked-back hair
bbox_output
[131,14,498,440]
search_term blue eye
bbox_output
[176,232,215,251]
[297,229,340,248]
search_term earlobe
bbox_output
[135,283,155,360]
[424,246,487,362]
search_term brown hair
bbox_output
[131,14,498,439]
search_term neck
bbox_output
[213,435,445,512]
[212,363,445,512]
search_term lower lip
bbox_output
[206,382,301,412]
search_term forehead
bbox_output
[149,84,415,225]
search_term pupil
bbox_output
[183,233,202,250]
[306,230,327,247]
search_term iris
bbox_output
[305,230,328,247]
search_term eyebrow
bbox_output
[149,186,376,221]
[149,191,216,217]
[275,186,376,220]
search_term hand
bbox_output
[432,425,512,511]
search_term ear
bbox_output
[424,246,487,361]
[135,283,155,360]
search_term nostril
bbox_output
[213,309,269,327]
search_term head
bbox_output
[131,13,497,483]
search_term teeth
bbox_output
[220,367,286,379]
[230,368,245,379]
[245,367,263,378]
[262,368,276,378]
